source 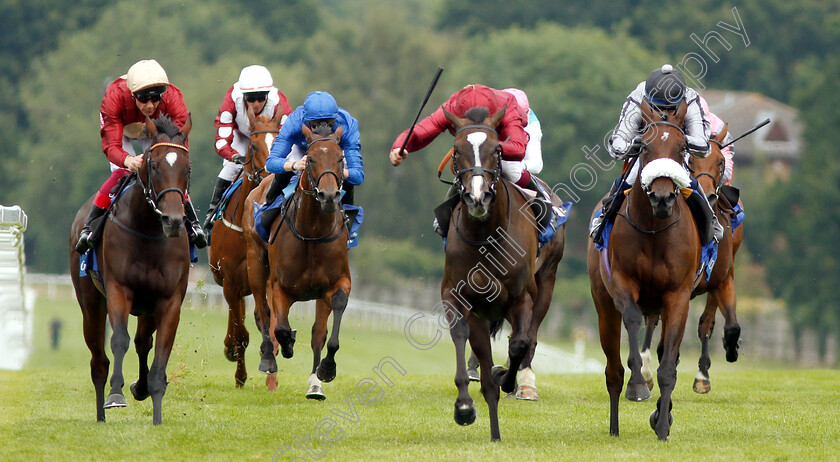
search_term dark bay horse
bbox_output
[587,101,701,440]
[640,125,744,394]
[442,106,566,441]
[207,108,281,387]
[69,115,192,425]
[243,123,350,399]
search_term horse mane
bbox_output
[311,123,334,137]
[154,115,181,138]
[464,107,490,124]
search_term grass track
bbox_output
[1,294,838,461]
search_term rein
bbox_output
[244,129,279,184]
[453,175,513,247]
[139,142,190,217]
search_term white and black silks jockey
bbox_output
[590,64,724,246]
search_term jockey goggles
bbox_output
[244,91,269,103]
[134,85,167,103]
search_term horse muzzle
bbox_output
[463,189,493,219]
[159,215,185,238]
[315,189,341,215]
[647,190,677,219]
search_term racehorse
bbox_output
[207,108,281,387]
[587,100,701,440]
[441,106,566,441]
[640,125,744,394]
[69,115,192,425]
[242,123,351,399]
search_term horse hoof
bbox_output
[625,382,652,402]
[650,409,673,435]
[224,346,240,362]
[693,378,711,394]
[277,330,297,359]
[515,385,539,401]
[104,393,127,409]
[317,359,337,383]
[491,365,508,389]
[259,357,278,374]
[467,368,480,382]
[454,404,476,426]
[306,384,326,400]
[725,347,739,363]
[266,374,278,392]
[130,382,149,401]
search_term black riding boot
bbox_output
[75,205,107,254]
[590,178,625,246]
[523,175,553,232]
[433,185,459,238]
[260,171,294,233]
[203,177,232,231]
[184,200,207,248]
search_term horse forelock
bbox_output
[154,115,181,138]
[464,106,490,124]
[312,123,333,137]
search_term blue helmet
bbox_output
[303,91,338,122]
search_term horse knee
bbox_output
[508,338,529,361]
[331,289,348,312]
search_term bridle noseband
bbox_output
[139,142,189,216]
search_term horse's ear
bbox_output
[181,113,192,139]
[145,116,158,138]
[443,108,462,130]
[301,123,312,140]
[715,123,728,143]
[332,125,343,141]
[272,108,285,126]
[674,100,687,124]
[488,104,507,128]
[247,105,257,129]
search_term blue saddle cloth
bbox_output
[730,202,745,234]
[538,201,573,247]
[207,177,243,245]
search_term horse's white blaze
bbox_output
[165,151,177,167]
[264,133,275,152]
[640,348,653,383]
[320,147,328,153]
[661,132,670,141]
[467,132,487,201]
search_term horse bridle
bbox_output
[639,120,688,194]
[451,124,502,201]
[301,137,345,198]
[692,138,724,196]
[245,129,278,184]
[139,142,189,216]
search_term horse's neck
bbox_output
[294,191,340,235]
[115,186,158,229]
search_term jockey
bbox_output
[589,64,724,246]
[75,59,206,254]
[203,65,293,231]
[699,95,735,185]
[263,90,363,206]
[389,84,552,237]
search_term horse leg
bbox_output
[104,288,131,409]
[641,316,659,391]
[317,280,350,383]
[694,294,716,394]
[594,290,624,436]
[718,276,741,362]
[223,282,249,388]
[651,292,690,441]
[449,310,476,429]
[270,281,296,360]
[248,244,276,376]
[148,296,182,425]
[306,299,329,400]
[469,316,501,442]
[493,295,532,395]
[466,351,480,382]
[130,316,155,401]
[80,294,109,421]
[616,294,651,402]
[516,264,558,401]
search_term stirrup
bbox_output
[75,228,92,254]
[189,225,207,248]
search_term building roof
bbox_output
[701,89,802,162]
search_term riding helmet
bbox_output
[644,64,686,108]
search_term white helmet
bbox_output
[237,65,274,93]
[126,59,169,93]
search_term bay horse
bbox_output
[587,100,701,440]
[207,107,281,387]
[640,125,744,394]
[242,123,350,399]
[442,106,566,441]
[69,115,192,425]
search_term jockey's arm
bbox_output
[213,88,239,161]
[340,117,364,185]
[684,92,711,157]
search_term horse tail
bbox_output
[489,320,504,340]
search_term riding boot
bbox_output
[590,177,627,246]
[203,178,232,231]
[433,184,459,237]
[694,181,724,243]
[184,200,207,249]
[75,205,107,254]
[523,175,553,232]
[264,171,294,206]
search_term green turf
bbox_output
[1,293,838,461]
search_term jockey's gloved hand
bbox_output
[231,153,245,164]
[628,135,644,156]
